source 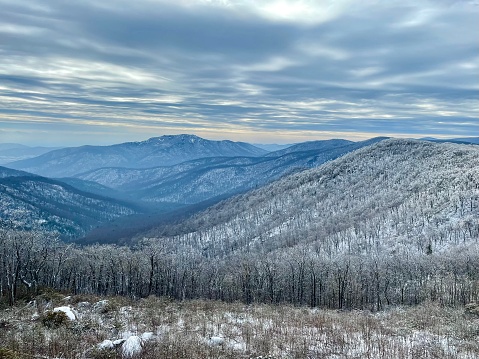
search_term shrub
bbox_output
[41,310,70,328]
[37,287,65,304]
[0,348,25,359]
[87,348,119,359]
[0,320,10,330]
[465,302,479,317]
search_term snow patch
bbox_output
[98,339,114,350]
[207,336,225,346]
[112,338,126,346]
[76,301,90,309]
[53,306,76,321]
[141,332,154,341]
[93,299,109,312]
[122,336,142,358]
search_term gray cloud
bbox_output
[0,0,477,146]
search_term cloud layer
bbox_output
[0,0,477,145]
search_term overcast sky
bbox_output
[0,0,478,146]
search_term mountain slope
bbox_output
[144,139,479,258]
[7,135,267,177]
[0,166,35,178]
[453,137,479,144]
[253,143,293,151]
[0,167,142,239]
[265,138,353,157]
[423,137,479,145]
[75,137,386,205]
[0,144,61,164]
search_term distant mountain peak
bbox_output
[146,134,202,143]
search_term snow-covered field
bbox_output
[1,294,478,358]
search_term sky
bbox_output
[0,0,478,146]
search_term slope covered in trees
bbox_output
[0,166,35,178]
[136,139,479,308]
[155,139,478,256]
[0,170,142,239]
[1,139,478,312]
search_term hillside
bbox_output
[152,139,478,255]
[75,137,386,205]
[0,166,35,178]
[119,139,479,309]
[0,168,142,239]
[6,134,267,177]
[264,138,353,157]
[453,137,479,144]
[0,143,61,164]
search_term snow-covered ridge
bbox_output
[149,139,479,258]
[0,173,140,239]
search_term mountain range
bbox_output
[6,134,267,177]
[73,137,386,205]
[1,134,477,243]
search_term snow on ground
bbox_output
[141,332,154,341]
[207,336,225,346]
[53,306,76,321]
[98,339,114,350]
[122,335,142,358]
[1,297,477,359]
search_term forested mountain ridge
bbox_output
[0,136,388,241]
[74,137,387,205]
[0,169,142,239]
[0,166,35,178]
[153,139,478,256]
[115,139,479,308]
[6,134,267,177]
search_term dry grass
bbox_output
[0,295,478,359]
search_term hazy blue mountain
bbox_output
[455,137,479,144]
[252,143,293,151]
[421,137,479,145]
[7,134,267,177]
[0,144,61,164]
[56,177,135,202]
[0,143,28,151]
[75,137,387,205]
[264,139,354,157]
[0,166,142,239]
